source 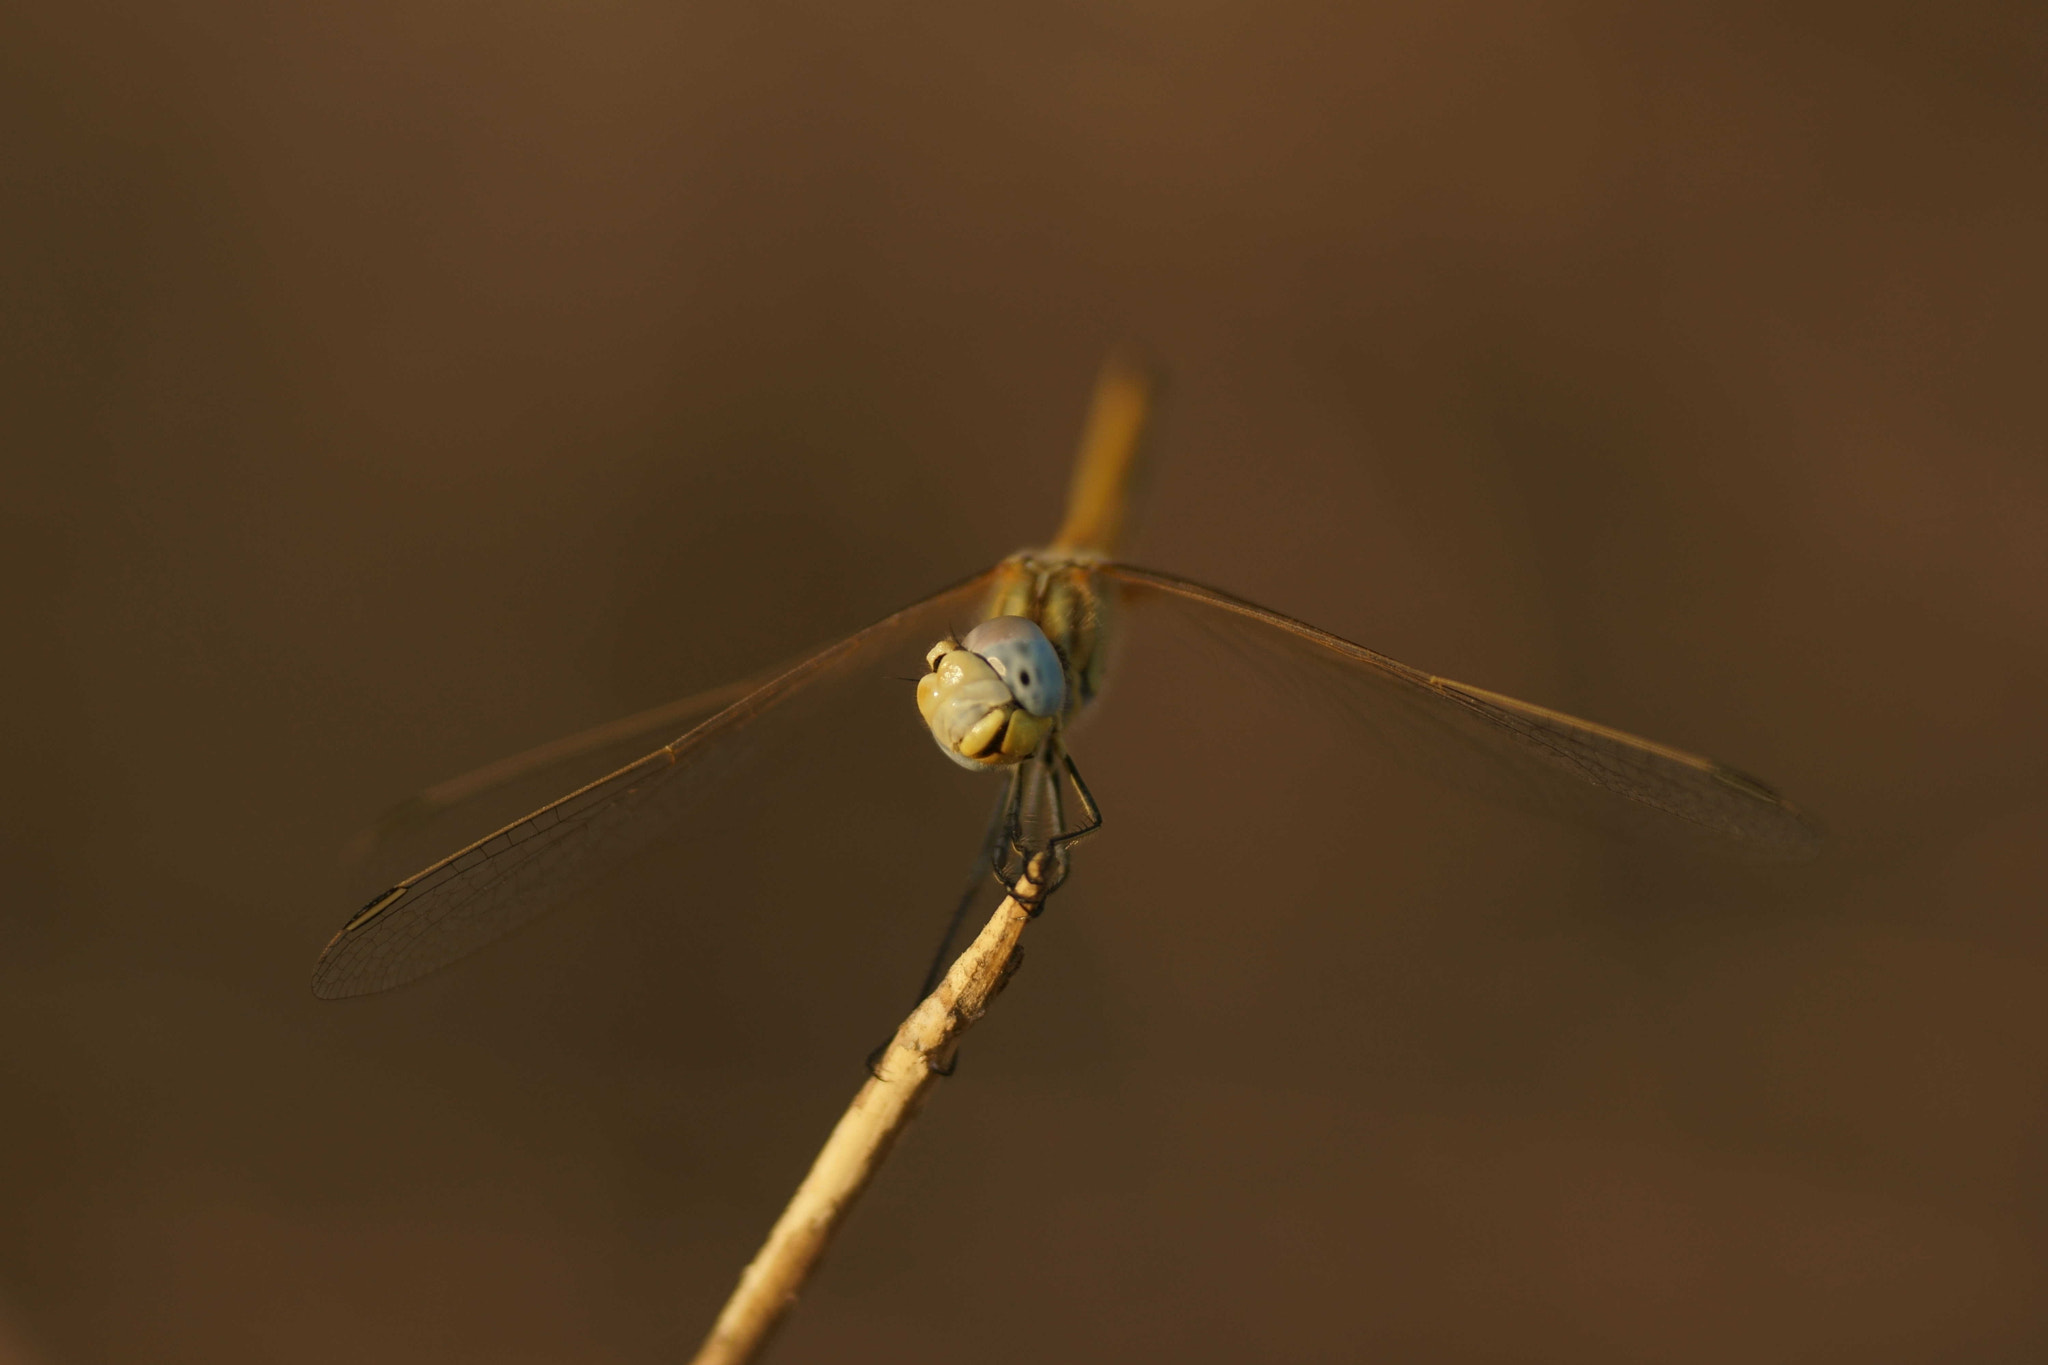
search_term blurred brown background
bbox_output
[5,2,2046,1361]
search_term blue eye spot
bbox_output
[960,616,1066,718]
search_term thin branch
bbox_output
[688,869,1046,1365]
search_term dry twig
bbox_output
[688,869,1045,1365]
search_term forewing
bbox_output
[340,666,789,868]
[1104,565,1820,859]
[313,570,998,998]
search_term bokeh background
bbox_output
[5,3,2046,1361]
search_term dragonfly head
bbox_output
[916,616,1065,770]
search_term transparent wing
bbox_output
[1105,565,1821,859]
[338,662,796,868]
[313,570,999,998]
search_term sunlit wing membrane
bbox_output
[340,663,800,867]
[313,570,999,998]
[1104,565,1821,859]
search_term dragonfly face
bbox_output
[916,626,1058,768]
[915,551,1117,770]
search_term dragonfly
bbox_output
[313,358,1820,999]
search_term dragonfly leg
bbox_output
[990,757,1034,899]
[1050,744,1104,851]
[993,741,1103,913]
[992,754,1054,910]
[873,749,1099,1077]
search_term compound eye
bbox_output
[960,616,1066,718]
